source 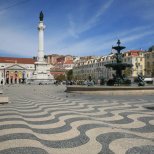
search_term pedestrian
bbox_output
[1,79,3,85]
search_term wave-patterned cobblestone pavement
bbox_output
[0,85,154,154]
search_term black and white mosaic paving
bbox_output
[0,85,154,154]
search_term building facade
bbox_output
[144,46,154,77]
[73,55,115,83]
[0,57,35,84]
[73,50,146,83]
[47,54,74,79]
[122,50,145,78]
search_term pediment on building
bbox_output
[5,64,27,70]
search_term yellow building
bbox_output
[144,46,154,77]
[123,50,145,78]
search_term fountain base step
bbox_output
[66,86,154,95]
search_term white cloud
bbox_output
[122,30,154,44]
[68,0,114,38]
[1,19,153,57]
[0,0,154,58]
[46,0,114,53]
[95,0,114,18]
[55,26,154,56]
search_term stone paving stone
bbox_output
[0,85,154,154]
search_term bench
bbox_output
[0,97,9,104]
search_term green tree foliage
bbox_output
[67,69,73,80]
[55,74,66,81]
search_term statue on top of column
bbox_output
[39,11,44,21]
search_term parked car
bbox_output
[144,78,153,84]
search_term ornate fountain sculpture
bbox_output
[105,40,133,86]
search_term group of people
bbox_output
[53,79,95,86]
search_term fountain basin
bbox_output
[66,85,154,95]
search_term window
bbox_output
[140,65,142,69]
[135,63,139,67]
[147,62,150,67]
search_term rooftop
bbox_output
[0,57,36,64]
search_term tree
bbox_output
[55,74,66,81]
[67,69,73,80]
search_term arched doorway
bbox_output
[22,71,26,83]
[18,71,22,84]
[10,71,14,84]
[15,71,18,84]
[6,71,9,84]
[10,76,13,84]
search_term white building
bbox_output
[0,57,35,84]
[73,54,115,83]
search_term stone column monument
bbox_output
[27,11,54,84]
[38,11,45,63]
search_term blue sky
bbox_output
[0,0,154,57]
